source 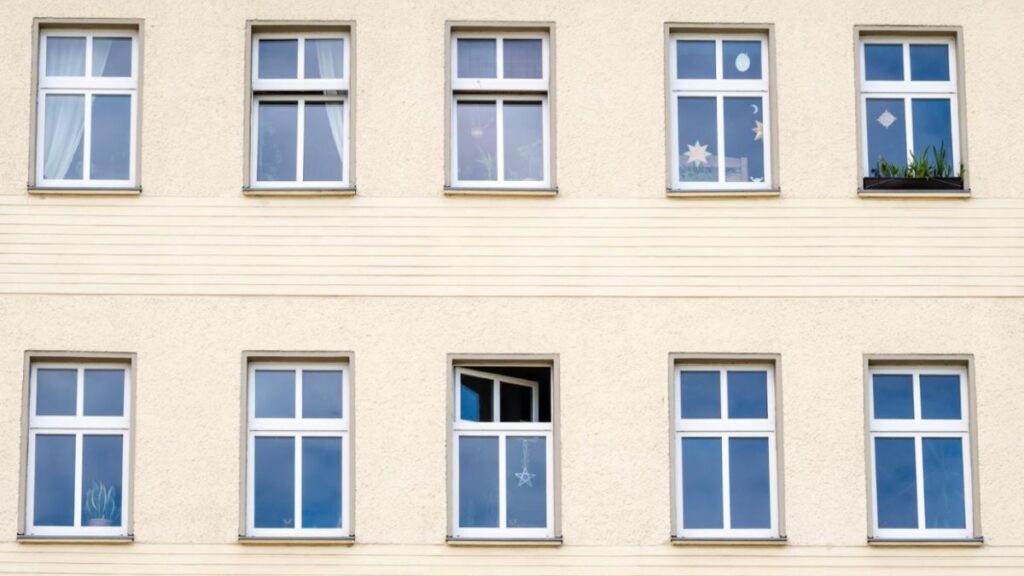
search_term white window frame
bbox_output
[868,365,973,540]
[449,31,551,189]
[250,31,351,189]
[245,362,351,538]
[36,29,139,188]
[669,33,772,191]
[451,367,554,539]
[858,37,961,177]
[25,362,132,537]
[674,364,779,539]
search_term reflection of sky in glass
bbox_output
[259,40,297,79]
[81,435,123,526]
[37,369,77,416]
[864,44,903,80]
[678,97,717,182]
[257,103,297,182]
[302,370,343,418]
[506,436,546,527]
[459,436,499,527]
[682,437,723,529]
[255,370,295,418]
[91,95,131,180]
[723,97,764,183]
[255,437,295,528]
[681,371,720,419]
[504,40,542,79]
[302,437,343,528]
[923,438,965,529]
[93,38,132,77]
[677,40,715,79]
[873,374,914,419]
[729,437,771,528]
[458,39,496,78]
[457,102,497,181]
[34,435,76,526]
[911,99,952,167]
[460,375,493,422]
[875,437,918,528]
[84,369,124,416]
[303,103,344,182]
[910,45,949,81]
[866,99,907,175]
[723,41,761,80]
[728,371,768,418]
[920,375,961,420]
[503,102,543,181]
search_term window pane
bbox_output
[500,382,535,423]
[503,39,542,79]
[457,39,497,78]
[920,375,962,420]
[678,97,718,183]
[302,436,343,529]
[254,437,295,528]
[90,95,131,180]
[255,370,295,418]
[723,97,765,184]
[727,370,768,419]
[257,102,298,182]
[460,374,493,422]
[36,368,77,416]
[33,435,76,526]
[81,435,123,527]
[680,371,720,419]
[43,94,85,180]
[923,438,966,529]
[910,44,950,81]
[729,437,771,529]
[303,102,344,182]
[456,101,497,181]
[865,98,907,176]
[305,39,344,79]
[46,37,86,76]
[873,374,914,419]
[458,436,499,527]
[302,370,343,419]
[911,99,953,171]
[864,44,903,81]
[84,369,124,417]
[258,39,298,79]
[682,437,723,529]
[92,37,132,77]
[506,436,546,528]
[676,40,715,79]
[503,102,544,182]
[722,40,761,80]
[875,437,918,529]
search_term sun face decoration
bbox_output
[684,141,711,166]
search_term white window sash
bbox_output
[859,38,957,94]
[450,94,551,189]
[39,30,139,90]
[251,32,349,92]
[451,31,549,91]
[859,93,961,176]
[454,367,540,426]
[249,94,350,188]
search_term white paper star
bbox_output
[684,141,711,166]
[514,467,536,487]
[877,109,897,129]
[752,120,764,141]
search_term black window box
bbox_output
[862,177,964,191]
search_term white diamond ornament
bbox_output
[877,109,897,129]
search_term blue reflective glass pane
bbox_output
[84,369,124,417]
[92,37,132,77]
[920,375,961,420]
[866,99,907,176]
[875,437,918,529]
[676,40,715,79]
[456,102,497,181]
[303,102,344,182]
[864,44,904,81]
[33,435,75,526]
[255,437,295,528]
[257,102,297,182]
[457,39,496,78]
[255,370,295,418]
[729,437,771,529]
[910,44,950,81]
[458,436,499,527]
[46,37,86,76]
[873,374,914,419]
[923,438,966,529]
[302,370,343,419]
[43,94,85,180]
[911,99,953,172]
[503,102,544,182]
[504,39,543,79]
[728,370,768,419]
[81,435,123,527]
[723,41,761,80]
[302,437,343,529]
[723,97,765,184]
[682,437,723,529]
[90,95,131,180]
[506,436,546,528]
[681,371,720,419]
[36,369,77,416]
[305,39,344,79]
[678,97,718,183]
[258,39,297,79]
[460,374,493,422]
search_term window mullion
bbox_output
[73,432,83,528]
[294,434,303,531]
[497,38,504,80]
[915,435,926,530]
[498,431,507,529]
[83,92,93,181]
[493,379,501,424]
[76,367,85,417]
[912,372,922,420]
[296,100,305,183]
[716,95,726,183]
[496,99,505,181]
[904,96,915,161]
[721,433,731,530]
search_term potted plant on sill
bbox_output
[84,481,119,527]
[864,143,965,191]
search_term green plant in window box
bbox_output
[866,142,965,191]
[84,481,119,527]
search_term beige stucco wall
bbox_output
[0,0,1022,573]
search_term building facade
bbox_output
[1,0,1022,574]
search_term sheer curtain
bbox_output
[46,37,85,76]
[43,95,85,180]
[92,38,113,77]
[316,40,345,171]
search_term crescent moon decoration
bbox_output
[751,104,759,114]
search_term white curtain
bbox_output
[43,94,85,180]
[315,40,345,168]
[92,38,112,77]
[47,37,86,76]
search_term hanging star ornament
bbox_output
[752,120,764,141]
[514,467,536,487]
[684,141,711,166]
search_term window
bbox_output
[449,31,551,189]
[869,365,973,540]
[859,36,963,188]
[250,31,350,189]
[452,364,555,539]
[35,29,138,188]
[669,33,772,191]
[26,362,131,537]
[246,363,350,537]
[674,364,779,538]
